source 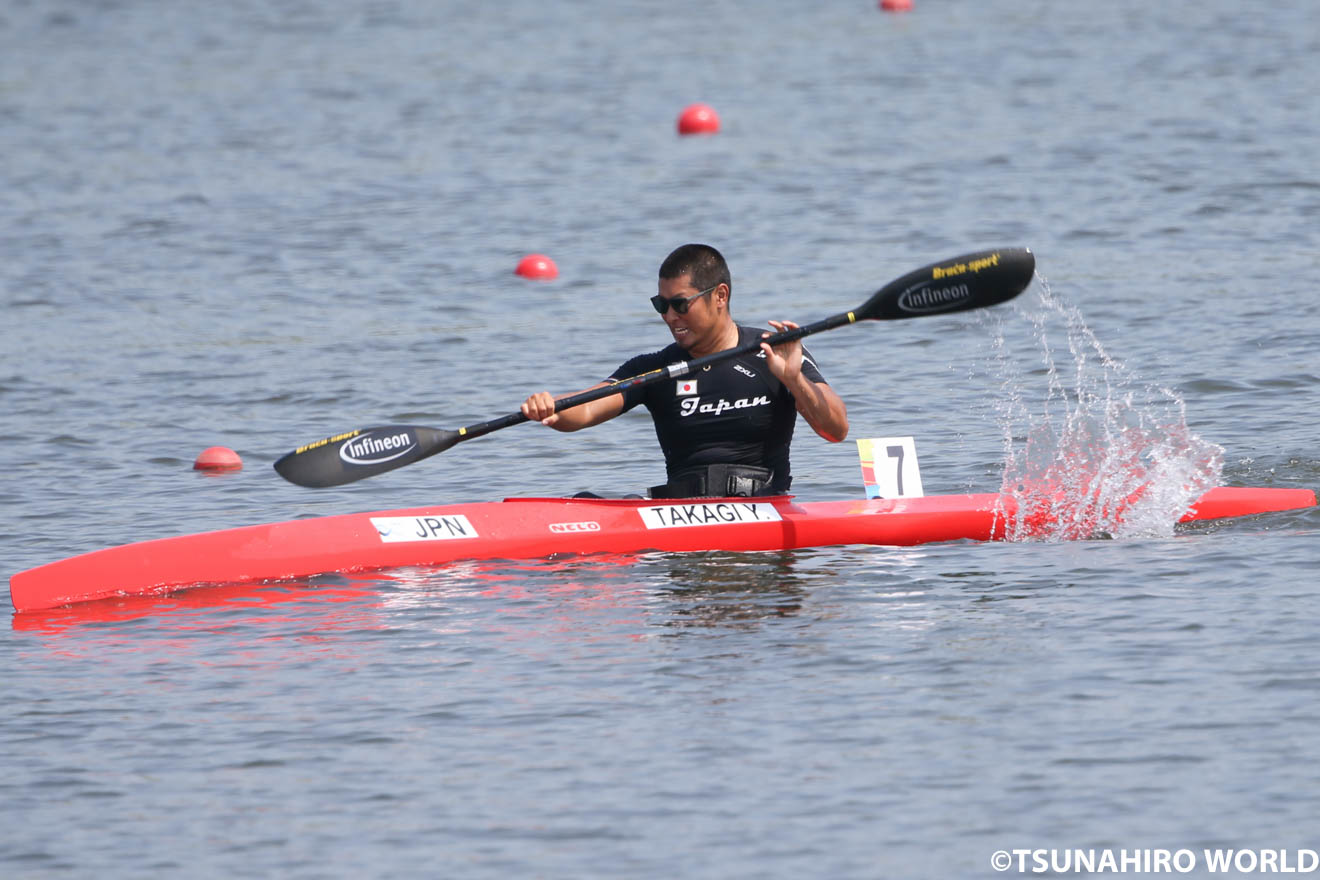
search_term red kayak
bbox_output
[8,486,1314,613]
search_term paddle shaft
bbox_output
[455,311,852,443]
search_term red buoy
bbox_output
[880,0,913,10]
[515,254,558,280]
[677,103,720,136]
[194,446,242,472]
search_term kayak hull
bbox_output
[8,486,1315,613]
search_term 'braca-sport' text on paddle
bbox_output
[275,246,1035,488]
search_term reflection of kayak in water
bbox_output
[10,485,1314,613]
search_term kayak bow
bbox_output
[8,486,1314,613]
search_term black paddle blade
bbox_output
[856,247,1035,321]
[274,425,462,488]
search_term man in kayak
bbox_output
[520,243,849,498]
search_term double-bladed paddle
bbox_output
[275,246,1035,488]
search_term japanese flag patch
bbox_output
[676,379,698,396]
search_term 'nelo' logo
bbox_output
[897,281,971,314]
[340,429,417,465]
[549,521,601,533]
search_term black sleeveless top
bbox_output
[607,326,829,493]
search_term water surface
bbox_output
[3,0,1318,876]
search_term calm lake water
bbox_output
[3,0,1318,877]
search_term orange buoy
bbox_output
[880,0,913,10]
[515,253,559,280]
[194,446,242,472]
[676,103,720,136]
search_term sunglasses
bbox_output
[651,284,719,315]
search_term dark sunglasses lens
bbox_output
[652,289,707,315]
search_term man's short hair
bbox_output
[659,243,731,299]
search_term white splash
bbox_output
[990,274,1223,542]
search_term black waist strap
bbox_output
[649,464,781,499]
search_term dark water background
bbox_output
[3,0,1318,876]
